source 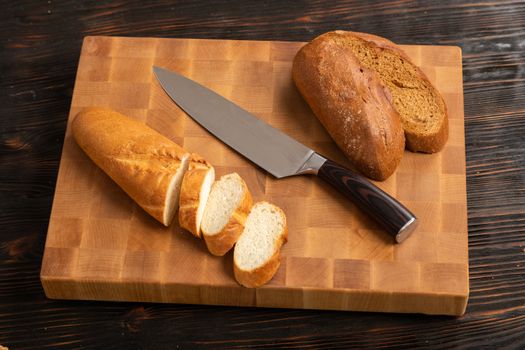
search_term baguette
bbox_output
[234,202,288,288]
[72,107,190,226]
[178,154,215,237]
[293,33,405,180]
[201,173,253,256]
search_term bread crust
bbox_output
[178,154,214,238]
[328,30,449,153]
[292,33,405,180]
[233,202,288,288]
[71,107,189,226]
[202,174,253,256]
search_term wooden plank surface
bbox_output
[40,36,468,315]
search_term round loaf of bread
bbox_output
[332,30,449,153]
[293,30,448,171]
[293,33,405,181]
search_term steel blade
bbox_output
[153,66,317,178]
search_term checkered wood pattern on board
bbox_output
[41,36,468,315]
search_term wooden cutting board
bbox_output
[41,36,468,315]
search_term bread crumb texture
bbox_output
[235,202,286,270]
[201,173,245,234]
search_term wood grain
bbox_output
[39,36,468,316]
[1,0,524,349]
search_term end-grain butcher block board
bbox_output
[41,36,468,316]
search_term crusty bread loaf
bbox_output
[201,173,253,256]
[72,107,190,226]
[334,31,448,152]
[234,202,288,288]
[296,31,448,154]
[178,154,215,237]
[293,33,405,180]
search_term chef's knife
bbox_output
[153,66,417,243]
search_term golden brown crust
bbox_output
[178,154,214,238]
[233,204,288,288]
[332,30,449,153]
[71,107,189,226]
[292,34,405,181]
[202,176,253,256]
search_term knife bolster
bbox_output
[295,152,327,176]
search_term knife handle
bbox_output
[317,159,417,243]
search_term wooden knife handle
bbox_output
[317,159,417,243]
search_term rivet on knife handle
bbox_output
[316,157,418,243]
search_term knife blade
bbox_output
[153,66,417,243]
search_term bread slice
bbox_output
[72,107,190,226]
[328,30,449,153]
[293,34,405,180]
[178,154,215,237]
[233,202,288,288]
[200,173,253,256]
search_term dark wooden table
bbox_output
[2,1,524,348]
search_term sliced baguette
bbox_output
[178,154,215,237]
[72,107,190,226]
[201,173,253,256]
[328,30,449,153]
[233,202,288,288]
